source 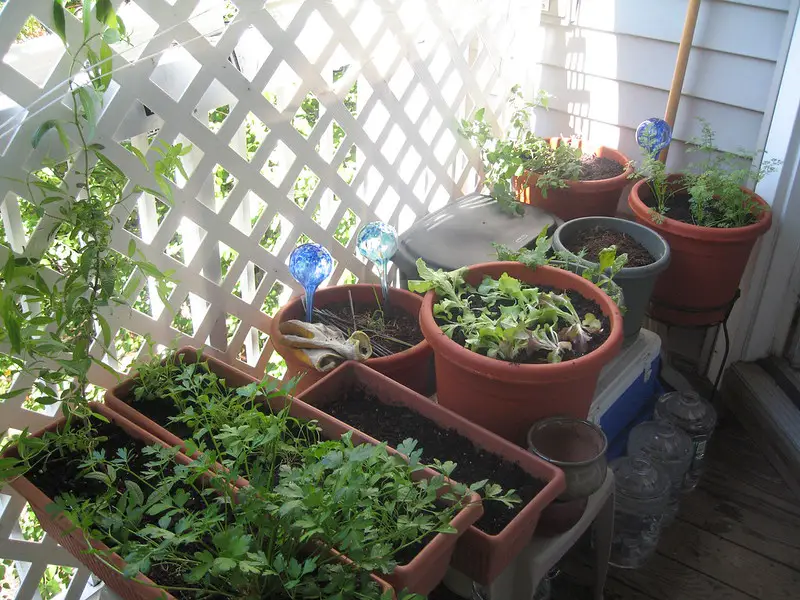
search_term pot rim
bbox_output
[271,283,430,366]
[628,177,772,242]
[419,262,624,380]
[526,416,608,467]
[553,215,671,275]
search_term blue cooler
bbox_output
[589,329,663,459]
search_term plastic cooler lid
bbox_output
[392,193,561,277]
[589,328,661,421]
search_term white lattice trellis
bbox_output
[0,0,514,597]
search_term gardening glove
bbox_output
[279,320,373,373]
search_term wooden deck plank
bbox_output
[678,480,800,571]
[657,520,800,598]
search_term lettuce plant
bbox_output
[409,259,605,363]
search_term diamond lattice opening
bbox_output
[399,146,422,181]
[36,564,76,599]
[291,166,320,209]
[389,59,415,100]
[238,327,269,368]
[312,192,340,230]
[112,328,146,374]
[319,119,346,160]
[234,26,272,82]
[375,188,401,222]
[263,61,302,112]
[208,312,242,351]
[133,277,175,320]
[230,191,267,236]
[295,10,334,65]
[404,84,428,123]
[262,141,297,188]
[333,209,360,247]
[338,144,360,183]
[351,2,383,48]
[356,165,384,205]
[211,163,239,213]
[381,124,407,164]
[266,351,287,379]
[124,194,170,244]
[232,261,266,302]
[364,101,390,142]
[3,17,65,88]
[13,504,43,542]
[200,241,238,284]
[163,218,208,266]
[116,102,164,154]
[230,112,269,162]
[262,279,292,317]
[149,44,202,102]
[189,0,238,45]
[260,213,293,256]
[398,204,418,234]
[21,379,63,417]
[292,92,325,139]
[338,269,359,285]
[171,293,210,337]
[114,1,159,61]
[413,167,436,203]
[266,1,302,30]
[195,79,238,132]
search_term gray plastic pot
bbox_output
[553,216,670,339]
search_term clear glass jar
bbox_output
[627,420,692,524]
[654,391,717,491]
[610,456,671,569]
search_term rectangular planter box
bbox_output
[298,361,567,586]
[104,347,480,595]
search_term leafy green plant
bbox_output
[630,120,781,228]
[408,258,608,363]
[459,85,581,215]
[493,227,627,309]
[0,1,175,421]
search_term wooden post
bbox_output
[660,0,702,162]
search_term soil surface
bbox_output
[641,184,759,227]
[438,286,611,364]
[579,155,625,181]
[564,225,655,267]
[314,299,423,356]
[322,386,545,535]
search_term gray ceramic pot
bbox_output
[553,216,670,339]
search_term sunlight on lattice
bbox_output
[232,261,266,302]
[263,62,302,112]
[201,241,238,284]
[261,280,292,317]
[149,44,201,102]
[2,18,63,88]
[196,80,238,132]
[261,141,296,188]
[260,213,293,256]
[230,112,269,162]
[230,191,267,236]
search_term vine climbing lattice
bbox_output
[0,0,511,597]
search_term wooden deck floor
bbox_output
[559,415,800,599]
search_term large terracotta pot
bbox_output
[105,347,478,596]
[628,177,772,325]
[515,138,632,221]
[419,262,624,446]
[298,361,566,586]
[270,284,434,395]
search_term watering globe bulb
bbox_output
[289,243,333,322]
[356,221,398,304]
[636,118,672,157]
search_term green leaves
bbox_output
[32,119,70,151]
[52,0,67,43]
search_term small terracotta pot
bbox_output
[628,177,772,325]
[106,347,477,596]
[4,403,192,600]
[270,284,434,395]
[298,361,567,586]
[515,138,632,222]
[419,262,624,446]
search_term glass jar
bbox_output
[610,456,671,569]
[627,420,692,524]
[654,391,717,491]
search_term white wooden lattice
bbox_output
[0,0,513,597]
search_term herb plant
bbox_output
[408,259,607,363]
[494,227,627,309]
[459,85,582,216]
[630,120,781,228]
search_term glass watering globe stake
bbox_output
[636,117,673,158]
[289,243,334,322]
[356,221,398,305]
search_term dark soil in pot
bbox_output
[642,185,760,227]
[440,286,611,364]
[316,299,423,355]
[323,386,544,535]
[564,225,655,267]
[579,155,625,181]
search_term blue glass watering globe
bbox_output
[356,221,398,304]
[636,118,673,157]
[289,243,334,322]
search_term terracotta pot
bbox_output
[628,177,772,325]
[4,403,192,600]
[419,262,624,446]
[106,347,476,596]
[270,284,434,395]
[515,138,632,222]
[298,361,566,586]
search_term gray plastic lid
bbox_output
[627,420,692,464]
[654,391,717,433]
[392,193,561,279]
[611,456,671,500]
